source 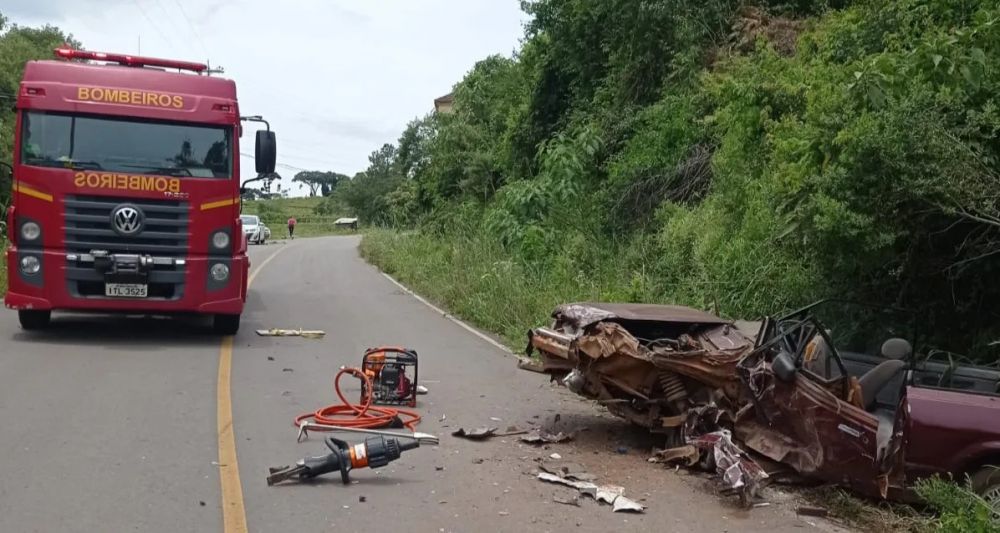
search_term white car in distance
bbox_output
[240,214,266,244]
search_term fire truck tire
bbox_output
[213,313,241,335]
[18,310,51,330]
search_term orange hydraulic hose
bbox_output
[294,367,421,431]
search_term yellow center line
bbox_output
[218,244,290,533]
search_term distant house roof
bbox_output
[434,92,454,113]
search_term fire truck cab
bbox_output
[4,48,276,334]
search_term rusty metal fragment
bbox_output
[651,445,700,466]
[451,427,497,440]
[521,430,573,444]
[690,430,768,505]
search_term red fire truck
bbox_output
[4,47,277,334]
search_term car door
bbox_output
[736,316,906,498]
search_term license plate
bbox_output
[105,283,148,298]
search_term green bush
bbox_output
[916,476,999,533]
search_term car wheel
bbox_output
[18,310,51,330]
[213,313,241,335]
[971,465,1000,513]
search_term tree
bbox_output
[0,14,80,207]
[292,170,347,196]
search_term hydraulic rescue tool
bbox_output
[267,434,419,486]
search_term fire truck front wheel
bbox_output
[213,313,241,335]
[18,310,51,330]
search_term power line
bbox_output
[239,152,307,173]
[131,0,175,49]
[171,0,210,57]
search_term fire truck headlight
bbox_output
[20,256,41,275]
[20,221,41,241]
[212,231,230,250]
[210,263,230,282]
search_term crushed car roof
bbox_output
[558,302,730,325]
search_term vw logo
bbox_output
[111,205,145,236]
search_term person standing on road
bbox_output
[287,217,297,239]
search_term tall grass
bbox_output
[360,228,713,348]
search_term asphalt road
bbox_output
[0,236,848,532]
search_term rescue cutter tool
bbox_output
[267,434,419,486]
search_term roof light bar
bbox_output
[54,47,208,73]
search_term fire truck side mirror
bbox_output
[255,130,276,175]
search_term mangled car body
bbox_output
[526,301,1000,504]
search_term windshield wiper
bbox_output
[23,158,103,170]
[66,160,104,170]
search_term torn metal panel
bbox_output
[536,472,645,513]
[690,430,768,506]
[651,445,700,465]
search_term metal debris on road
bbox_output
[690,430,768,506]
[553,495,580,506]
[650,445,700,466]
[517,357,545,373]
[520,430,573,444]
[538,460,597,482]
[451,427,497,440]
[255,328,326,339]
[797,506,829,518]
[537,472,645,513]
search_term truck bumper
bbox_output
[4,248,248,315]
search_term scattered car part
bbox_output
[255,328,326,339]
[294,366,421,432]
[536,472,645,513]
[521,430,573,444]
[267,435,419,486]
[690,430,768,506]
[451,427,497,440]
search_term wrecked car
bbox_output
[525,300,1000,505]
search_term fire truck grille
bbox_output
[63,195,190,255]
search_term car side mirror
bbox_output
[772,351,797,383]
[881,338,912,360]
[255,130,276,175]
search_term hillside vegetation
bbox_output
[352,0,1000,361]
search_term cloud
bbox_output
[4,0,528,189]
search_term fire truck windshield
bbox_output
[20,111,232,178]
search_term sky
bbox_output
[4,0,528,194]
